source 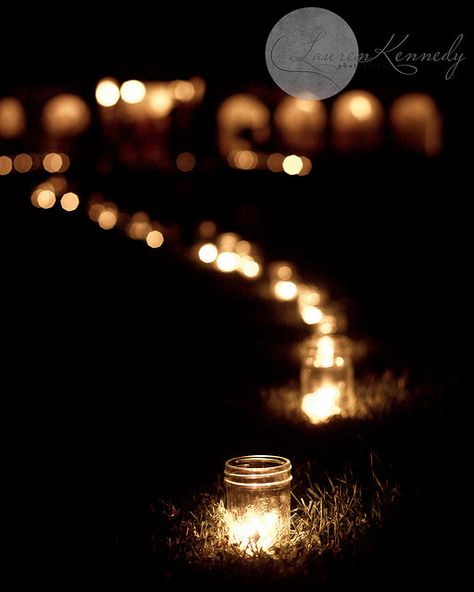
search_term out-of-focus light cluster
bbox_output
[30,172,79,212]
[87,196,165,249]
[197,229,261,279]
[95,77,206,116]
[226,150,312,176]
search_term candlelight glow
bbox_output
[276,264,293,281]
[390,93,442,156]
[275,96,326,152]
[266,153,284,172]
[198,220,217,239]
[13,153,33,173]
[60,192,79,211]
[98,207,118,230]
[37,189,56,209]
[302,384,341,424]
[127,212,152,239]
[301,305,323,325]
[217,94,270,154]
[348,96,373,121]
[146,230,164,248]
[332,91,383,150]
[282,155,303,175]
[176,152,196,172]
[43,152,63,173]
[95,78,120,107]
[0,156,12,175]
[274,280,298,301]
[234,150,258,170]
[240,257,261,278]
[42,94,91,136]
[0,98,26,138]
[225,510,279,554]
[199,243,218,263]
[315,336,335,367]
[169,80,195,102]
[216,251,240,272]
[120,80,146,104]
[146,84,174,117]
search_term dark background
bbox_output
[2,2,469,586]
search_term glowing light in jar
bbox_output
[302,384,341,424]
[314,336,335,367]
[225,511,280,554]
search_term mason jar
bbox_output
[224,455,292,554]
[300,334,354,423]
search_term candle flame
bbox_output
[302,384,341,424]
[226,510,279,555]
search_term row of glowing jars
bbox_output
[217,91,442,157]
[94,77,205,169]
[268,262,354,424]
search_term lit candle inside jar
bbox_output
[300,334,354,423]
[224,455,292,555]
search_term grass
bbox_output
[151,457,400,587]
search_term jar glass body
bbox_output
[224,455,292,554]
[300,335,354,423]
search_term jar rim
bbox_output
[224,455,292,487]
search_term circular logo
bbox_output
[265,7,358,100]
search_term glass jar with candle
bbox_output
[300,334,354,423]
[224,455,292,554]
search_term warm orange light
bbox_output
[225,510,280,554]
[390,93,442,156]
[216,252,240,272]
[235,240,251,255]
[37,189,56,209]
[88,202,105,221]
[348,96,373,121]
[95,78,120,107]
[43,152,63,173]
[282,155,303,175]
[46,175,68,195]
[332,91,384,150]
[240,257,261,278]
[274,96,326,152]
[169,80,195,102]
[198,243,218,263]
[217,94,270,154]
[276,265,293,281]
[146,229,164,248]
[301,306,323,325]
[298,156,312,176]
[0,156,12,175]
[274,280,298,301]
[98,208,118,230]
[198,220,217,239]
[120,80,146,104]
[0,98,26,138]
[146,84,174,117]
[60,192,79,212]
[13,153,33,173]
[42,94,91,136]
[176,152,196,172]
[234,150,258,170]
[302,385,341,424]
[315,336,335,367]
[127,212,151,240]
[266,153,284,173]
